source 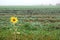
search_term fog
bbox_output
[0,0,60,6]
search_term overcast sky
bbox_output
[0,0,60,6]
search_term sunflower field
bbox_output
[0,6,60,40]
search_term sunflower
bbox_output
[10,16,18,24]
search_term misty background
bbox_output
[0,0,60,6]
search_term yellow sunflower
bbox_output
[10,16,18,24]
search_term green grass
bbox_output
[0,6,60,40]
[0,18,60,40]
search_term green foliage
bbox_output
[0,6,60,40]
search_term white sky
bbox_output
[0,0,60,6]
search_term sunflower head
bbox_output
[10,16,18,24]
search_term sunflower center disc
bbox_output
[13,19,15,21]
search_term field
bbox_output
[0,6,60,40]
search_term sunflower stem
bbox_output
[13,24,17,40]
